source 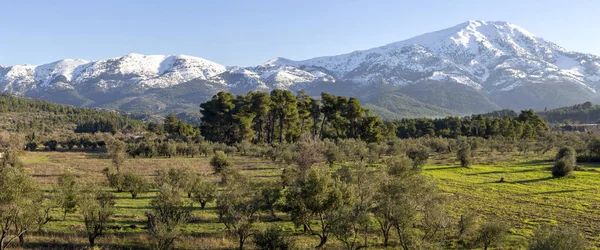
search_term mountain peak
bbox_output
[264,57,297,66]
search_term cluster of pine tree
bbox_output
[199,90,386,144]
[391,110,548,139]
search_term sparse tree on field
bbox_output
[186,142,199,158]
[191,180,217,209]
[107,139,127,172]
[553,146,576,177]
[331,168,375,250]
[283,166,350,248]
[146,184,191,250]
[211,151,232,176]
[54,173,79,220]
[476,219,507,250]
[323,139,342,167]
[253,226,294,250]
[293,136,324,169]
[406,145,429,170]
[0,137,41,249]
[79,187,116,246]
[217,175,260,250]
[457,142,472,168]
[122,172,151,199]
[155,167,196,197]
[528,226,587,250]
[457,213,478,239]
[257,181,283,220]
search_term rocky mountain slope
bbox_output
[2,20,599,120]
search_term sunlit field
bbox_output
[15,148,600,249]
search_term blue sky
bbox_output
[1,0,599,66]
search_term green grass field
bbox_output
[17,149,600,249]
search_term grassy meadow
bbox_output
[15,148,600,249]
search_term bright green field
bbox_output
[424,152,600,249]
[16,150,600,249]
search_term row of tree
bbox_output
[391,110,548,139]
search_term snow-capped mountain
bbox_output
[2,20,600,118]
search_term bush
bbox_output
[210,151,231,174]
[553,146,576,177]
[457,143,472,168]
[253,227,294,250]
[552,159,574,177]
[556,146,576,165]
[528,226,587,250]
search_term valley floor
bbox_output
[15,150,600,249]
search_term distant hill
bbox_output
[0,93,147,135]
[537,101,600,124]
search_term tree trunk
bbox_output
[132,193,137,199]
[89,235,95,247]
[188,192,192,198]
[201,202,207,209]
[383,234,389,246]
[239,234,244,250]
[18,234,24,247]
[316,235,327,248]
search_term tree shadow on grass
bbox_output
[467,168,539,176]
[424,166,461,171]
[510,177,554,184]
[531,189,585,195]
[512,159,553,166]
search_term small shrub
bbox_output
[528,226,587,250]
[253,227,294,250]
[210,151,231,174]
[457,143,472,168]
[553,147,576,177]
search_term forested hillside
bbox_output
[0,93,146,134]
[538,101,600,124]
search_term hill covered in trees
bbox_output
[537,101,600,124]
[0,93,146,134]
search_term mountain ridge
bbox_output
[2,20,599,119]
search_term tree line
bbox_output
[391,110,548,139]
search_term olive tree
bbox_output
[122,173,151,199]
[216,175,260,250]
[528,226,587,250]
[0,135,41,249]
[406,145,429,170]
[330,168,375,250]
[476,219,507,250]
[210,151,232,175]
[191,180,217,209]
[283,166,350,248]
[55,173,79,220]
[256,181,283,220]
[107,139,127,172]
[146,184,191,250]
[253,226,294,250]
[79,187,116,246]
[457,142,472,168]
